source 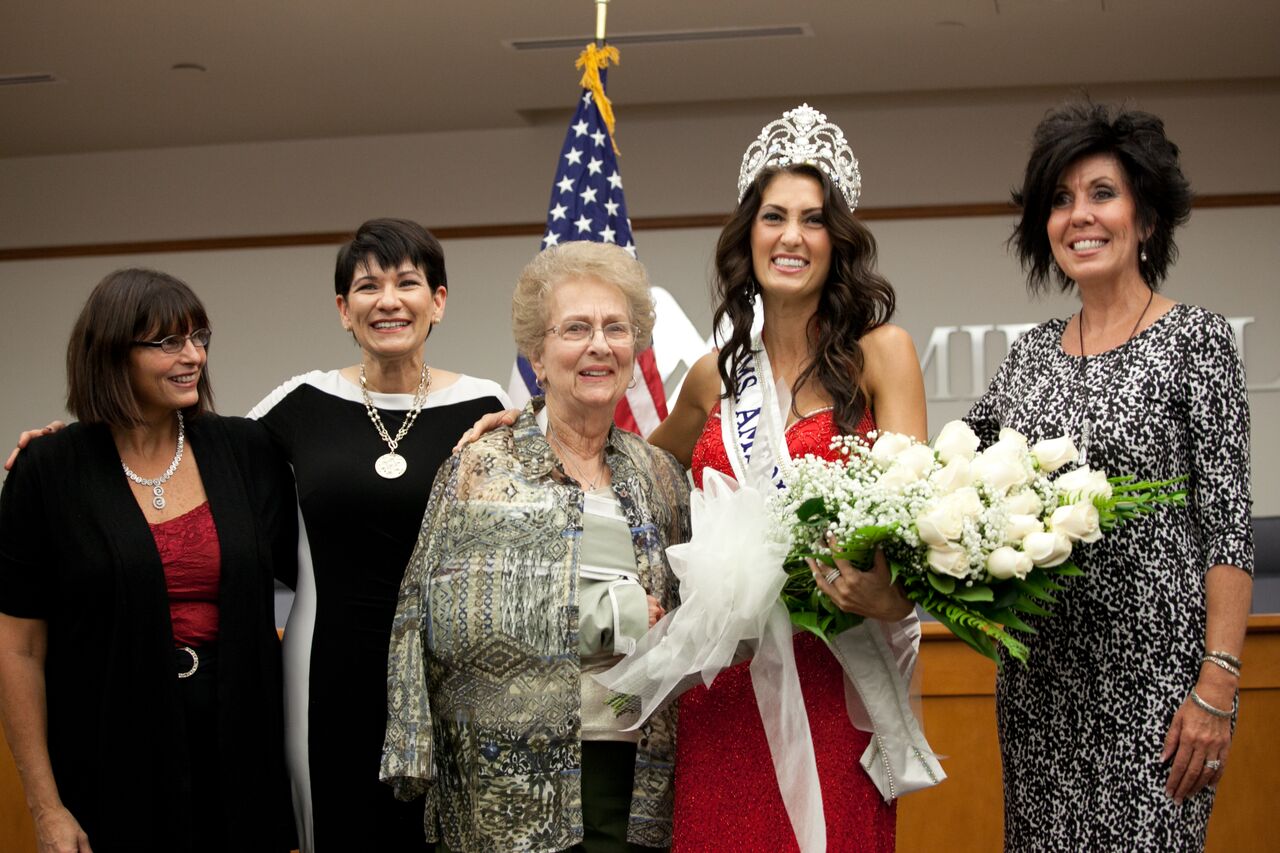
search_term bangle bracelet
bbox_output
[1189,688,1234,719]
[1205,649,1242,669]
[1201,656,1241,678]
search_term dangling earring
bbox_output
[627,374,638,390]
[534,375,545,391]
[1139,242,1149,263]
[743,278,757,303]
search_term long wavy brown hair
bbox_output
[713,164,896,434]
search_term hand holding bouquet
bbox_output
[773,421,1186,666]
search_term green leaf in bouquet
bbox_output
[990,608,1038,634]
[926,573,956,595]
[990,584,1023,611]
[789,609,825,639]
[950,584,995,603]
[1010,597,1052,618]
[1014,575,1060,604]
[1046,561,1084,578]
[795,497,828,522]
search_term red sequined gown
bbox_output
[676,405,895,852]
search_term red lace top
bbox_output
[149,502,221,647]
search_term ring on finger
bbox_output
[823,568,841,586]
[1204,758,1223,771]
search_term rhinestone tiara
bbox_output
[736,103,861,211]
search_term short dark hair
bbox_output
[1011,101,1193,293]
[713,163,896,435]
[66,268,215,427]
[334,218,447,296]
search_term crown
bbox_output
[736,103,861,211]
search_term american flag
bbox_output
[507,77,668,435]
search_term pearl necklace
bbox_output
[121,411,185,510]
[360,363,431,479]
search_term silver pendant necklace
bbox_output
[1076,288,1154,466]
[360,363,431,479]
[121,411,185,510]
[547,425,607,491]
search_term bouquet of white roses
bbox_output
[772,420,1187,667]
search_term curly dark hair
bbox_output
[713,164,896,435]
[1011,101,1193,293]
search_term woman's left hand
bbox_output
[809,545,914,621]
[1161,674,1235,803]
[645,594,665,628]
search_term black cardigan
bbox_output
[0,415,296,852]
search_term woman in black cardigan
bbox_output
[0,269,296,853]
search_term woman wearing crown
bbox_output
[645,104,936,852]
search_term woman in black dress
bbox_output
[248,219,510,851]
[0,269,295,853]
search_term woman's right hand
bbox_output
[4,421,65,471]
[33,804,92,852]
[452,410,519,452]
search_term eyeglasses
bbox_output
[545,321,636,345]
[133,328,212,354]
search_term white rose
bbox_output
[929,456,973,495]
[870,432,914,468]
[950,486,984,518]
[933,421,980,464]
[896,444,937,479]
[877,463,920,494]
[1022,530,1073,568]
[996,428,1030,455]
[1049,502,1103,544]
[1031,436,1079,473]
[1005,489,1044,517]
[1004,513,1044,545]
[987,546,1033,580]
[970,446,1029,495]
[916,501,964,548]
[927,544,970,578]
[1054,466,1113,502]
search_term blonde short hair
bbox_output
[511,241,656,361]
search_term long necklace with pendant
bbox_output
[547,425,607,491]
[360,363,430,479]
[121,411,185,510]
[1076,288,1154,466]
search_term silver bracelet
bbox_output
[1205,649,1242,669]
[1189,688,1234,719]
[1201,655,1241,678]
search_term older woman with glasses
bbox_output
[381,241,690,852]
[0,269,295,853]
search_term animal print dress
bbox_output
[965,303,1254,851]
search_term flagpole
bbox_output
[595,0,609,46]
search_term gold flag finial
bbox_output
[575,42,621,154]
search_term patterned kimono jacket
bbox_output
[382,398,690,852]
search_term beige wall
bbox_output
[1,82,1277,512]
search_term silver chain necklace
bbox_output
[121,411,185,510]
[360,363,430,479]
[547,425,607,491]
[1076,288,1154,466]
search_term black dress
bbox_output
[249,370,509,852]
[965,304,1254,851]
[0,416,296,853]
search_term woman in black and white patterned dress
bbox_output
[966,102,1254,851]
